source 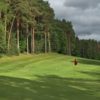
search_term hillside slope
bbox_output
[0,54,100,100]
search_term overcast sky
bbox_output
[44,0,100,41]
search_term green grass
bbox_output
[0,53,100,100]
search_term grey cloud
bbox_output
[64,0,100,9]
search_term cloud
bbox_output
[44,0,100,41]
[64,0,100,10]
[78,33,100,41]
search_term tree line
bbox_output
[73,38,100,60]
[0,0,100,60]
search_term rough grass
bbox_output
[0,53,100,100]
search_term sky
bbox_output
[44,0,100,41]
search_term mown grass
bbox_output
[0,53,100,100]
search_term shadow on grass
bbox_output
[79,71,100,79]
[0,75,100,100]
[78,58,100,66]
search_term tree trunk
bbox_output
[7,16,15,52]
[26,36,29,54]
[48,32,51,52]
[68,35,71,55]
[0,11,1,19]
[67,33,71,55]
[16,18,20,54]
[31,28,35,54]
[4,14,7,45]
[44,32,47,53]
[26,24,29,54]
